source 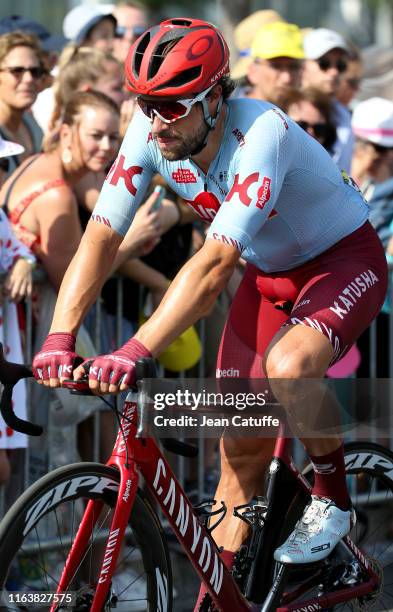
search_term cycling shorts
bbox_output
[216,221,387,377]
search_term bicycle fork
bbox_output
[52,402,141,612]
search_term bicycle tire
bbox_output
[0,462,173,611]
[295,441,393,611]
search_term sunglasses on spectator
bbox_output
[0,66,47,79]
[297,120,329,140]
[137,85,214,124]
[317,57,347,73]
[115,25,146,39]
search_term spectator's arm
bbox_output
[36,187,82,291]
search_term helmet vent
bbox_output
[170,19,193,27]
[149,37,182,79]
[134,31,152,76]
[155,66,202,91]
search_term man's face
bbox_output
[247,56,303,105]
[150,102,209,161]
[113,5,148,63]
[303,48,348,96]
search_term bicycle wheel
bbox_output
[299,441,393,611]
[0,462,173,611]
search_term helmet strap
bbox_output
[201,95,223,130]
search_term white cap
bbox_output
[352,97,393,147]
[0,135,24,158]
[303,28,349,60]
[63,5,116,45]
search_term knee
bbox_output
[264,345,315,380]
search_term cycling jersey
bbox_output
[92,98,368,273]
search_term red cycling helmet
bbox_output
[125,17,230,98]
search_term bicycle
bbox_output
[0,343,392,611]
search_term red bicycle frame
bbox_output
[53,399,381,612]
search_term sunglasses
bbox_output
[297,120,329,140]
[0,66,47,79]
[137,85,214,124]
[317,57,347,73]
[115,25,146,39]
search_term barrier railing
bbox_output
[0,268,392,530]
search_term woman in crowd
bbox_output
[0,32,45,175]
[0,91,122,475]
[281,86,337,153]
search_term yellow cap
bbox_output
[158,325,201,372]
[231,10,284,80]
[251,22,305,60]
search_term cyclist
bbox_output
[32,17,387,604]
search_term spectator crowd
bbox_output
[0,1,392,594]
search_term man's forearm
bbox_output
[50,224,122,335]
[135,242,238,355]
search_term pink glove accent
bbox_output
[32,332,78,381]
[87,338,151,387]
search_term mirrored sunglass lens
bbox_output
[138,98,189,121]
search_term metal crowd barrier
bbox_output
[0,268,392,527]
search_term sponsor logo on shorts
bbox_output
[329,270,379,320]
[172,168,197,183]
[256,177,272,210]
[216,367,240,378]
[292,299,311,311]
[285,317,347,363]
[212,233,245,252]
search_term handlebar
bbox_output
[0,343,42,436]
[0,348,197,457]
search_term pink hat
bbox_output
[352,97,393,147]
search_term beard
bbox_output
[153,120,210,161]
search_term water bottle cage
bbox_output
[193,499,227,534]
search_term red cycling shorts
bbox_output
[216,222,388,377]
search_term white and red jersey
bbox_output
[92,98,368,273]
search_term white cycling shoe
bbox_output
[274,495,356,564]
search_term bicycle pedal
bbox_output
[233,496,268,527]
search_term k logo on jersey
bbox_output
[106,154,143,196]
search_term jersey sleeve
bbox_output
[206,109,293,252]
[91,110,156,237]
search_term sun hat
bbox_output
[251,21,305,61]
[0,134,24,158]
[231,9,284,80]
[0,15,67,52]
[303,28,349,60]
[63,5,116,45]
[352,97,393,147]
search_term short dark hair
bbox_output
[218,76,236,100]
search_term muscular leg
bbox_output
[264,324,341,455]
[212,436,274,550]
[211,273,287,552]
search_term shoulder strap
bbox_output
[2,154,41,215]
